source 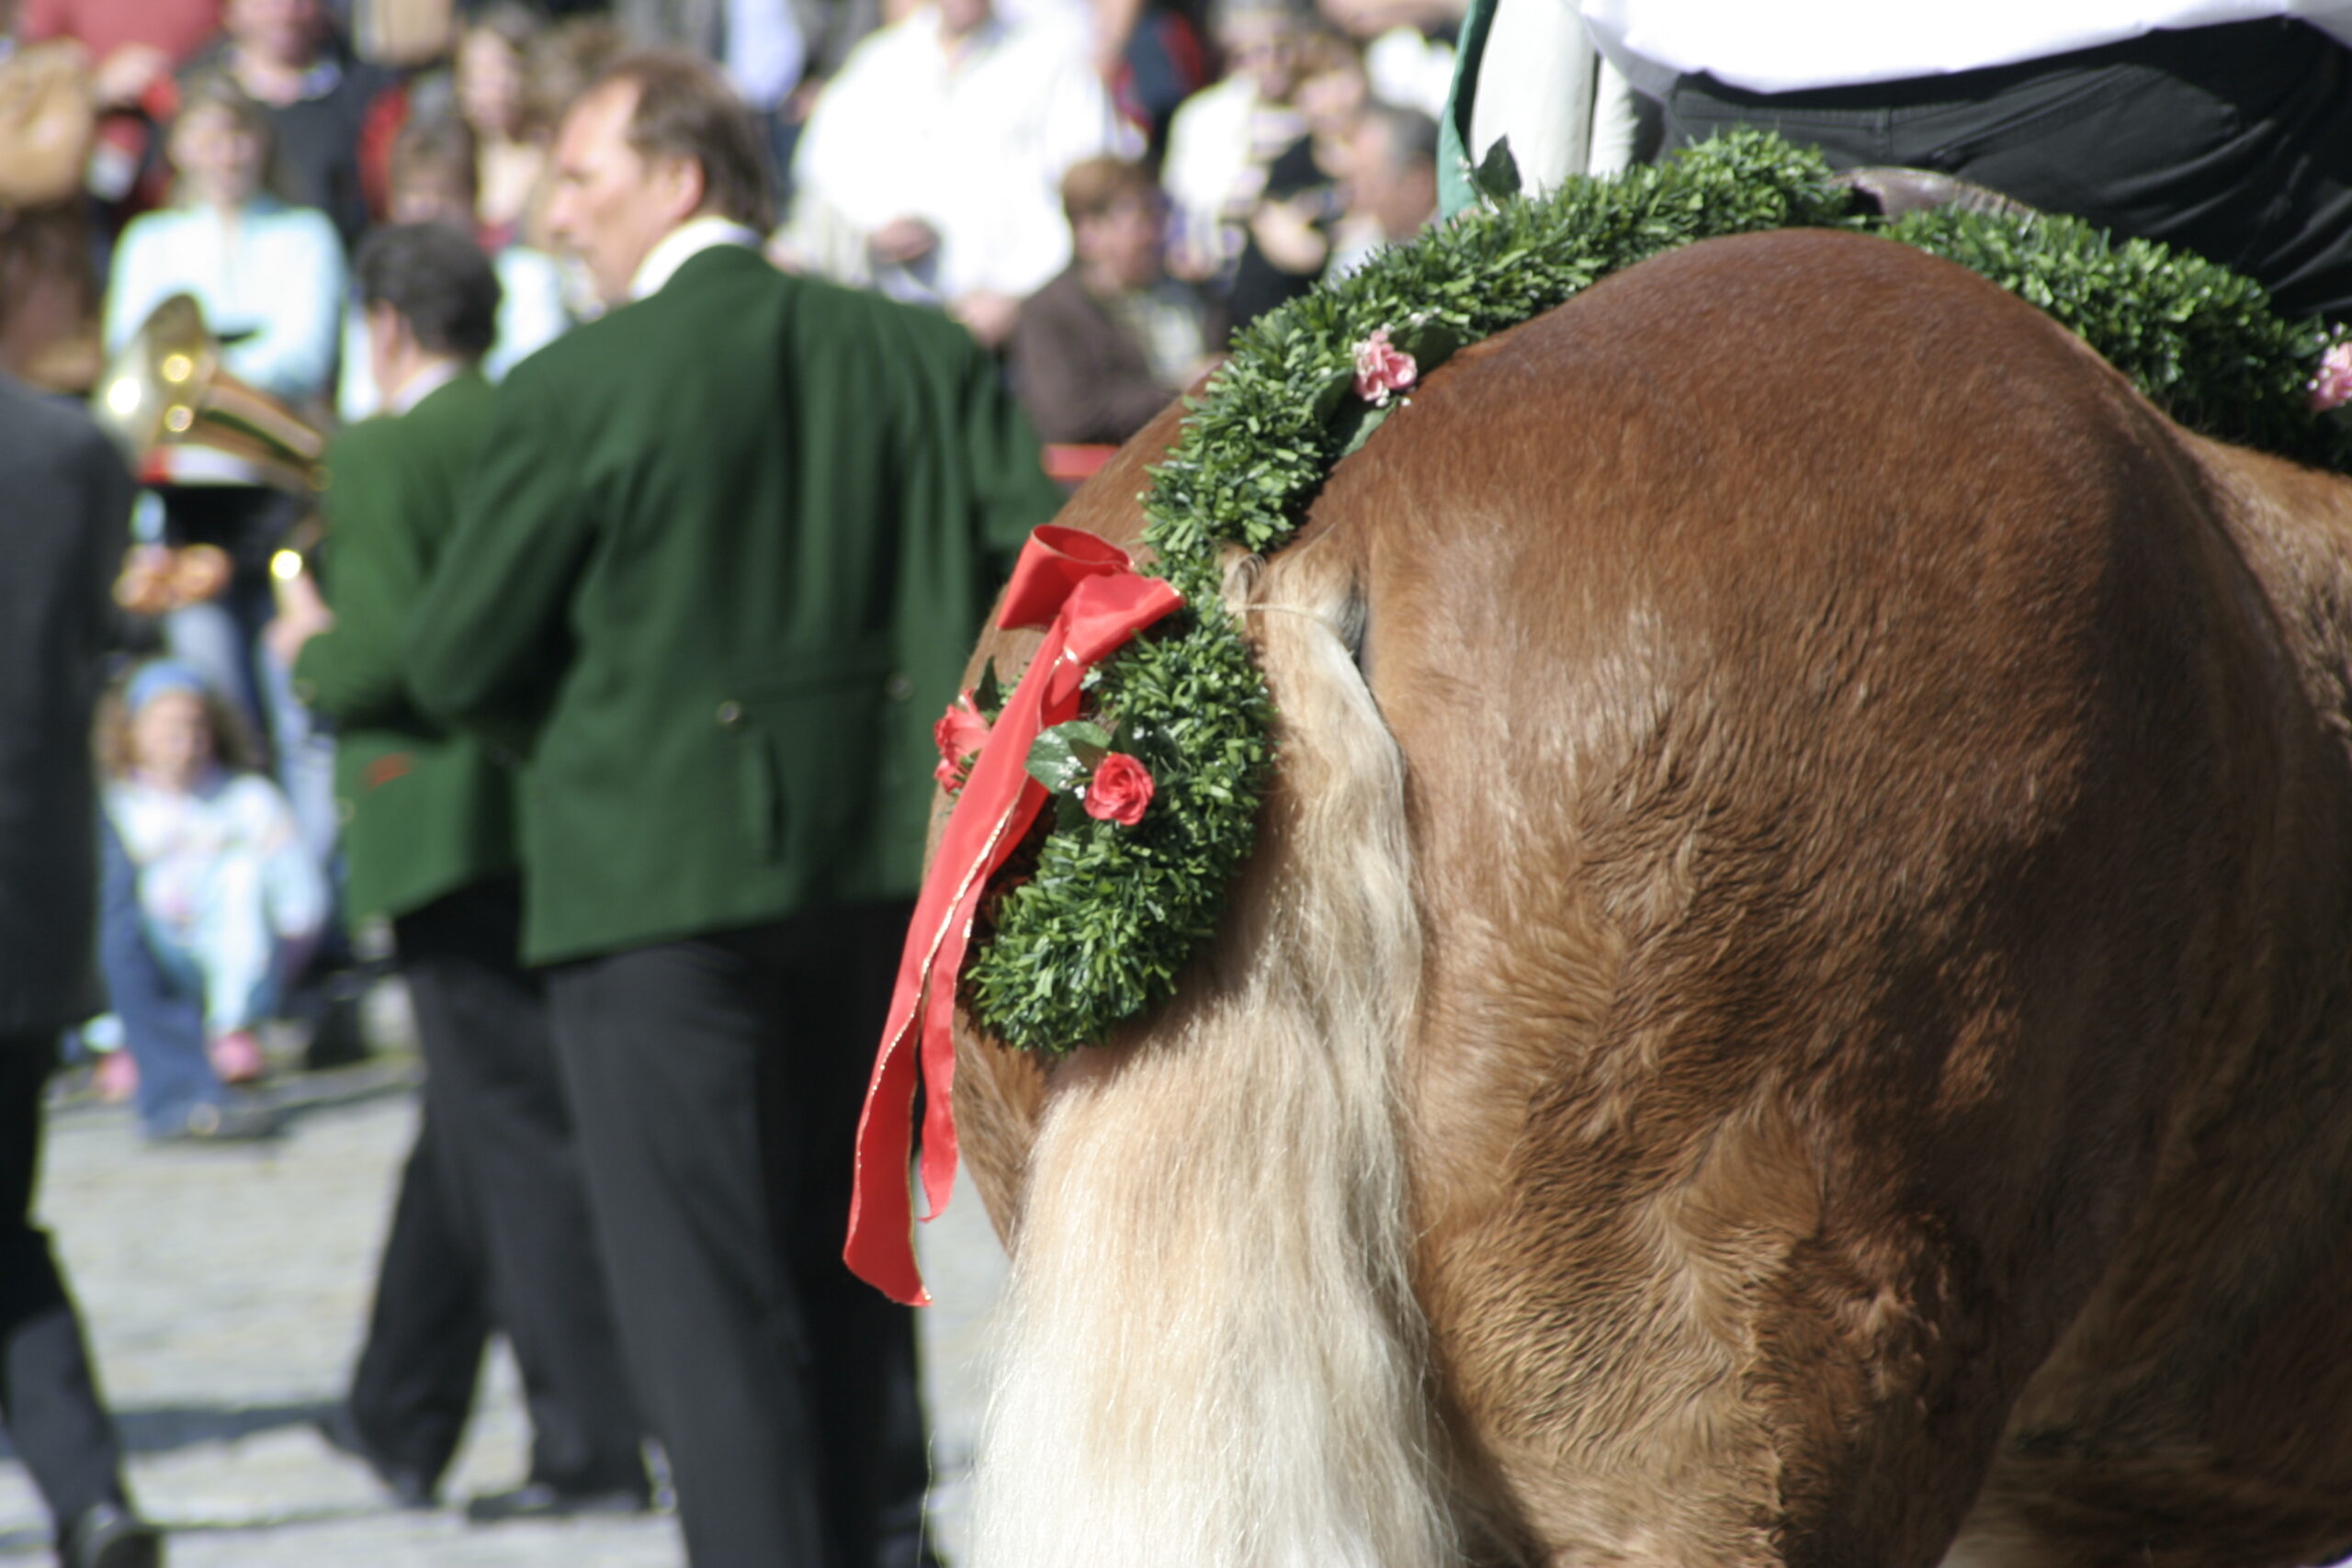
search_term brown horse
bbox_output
[943,228,2352,1568]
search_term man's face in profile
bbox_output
[547,81,696,307]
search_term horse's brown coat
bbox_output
[948,229,2352,1567]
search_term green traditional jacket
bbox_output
[293,370,516,925]
[406,244,1065,965]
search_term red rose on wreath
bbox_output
[933,692,994,794]
[1082,752,1154,826]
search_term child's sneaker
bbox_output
[208,1030,266,1085]
[92,1050,138,1103]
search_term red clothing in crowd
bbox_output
[18,0,221,64]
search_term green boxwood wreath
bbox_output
[959,128,2352,1056]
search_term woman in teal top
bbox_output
[103,70,345,406]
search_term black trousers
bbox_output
[349,879,641,1493]
[1663,19,2352,324]
[544,902,924,1568]
[0,1043,130,1539]
[347,1108,485,1484]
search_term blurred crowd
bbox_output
[3,0,1481,434]
[0,0,1498,1134]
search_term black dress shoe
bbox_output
[62,1502,161,1568]
[463,1480,651,1525]
[311,1404,436,1509]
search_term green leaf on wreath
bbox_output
[1392,317,1464,378]
[1307,366,1357,426]
[1472,135,1521,205]
[1334,401,1395,460]
[1026,719,1114,793]
[972,661,1005,721]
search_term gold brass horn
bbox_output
[92,293,328,493]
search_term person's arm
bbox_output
[288,421,429,728]
[406,364,597,755]
[238,776,330,942]
[219,208,346,402]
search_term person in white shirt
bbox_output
[1159,0,1317,284]
[1448,2,2352,321]
[782,0,1136,344]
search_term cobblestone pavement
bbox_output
[0,1057,1008,1567]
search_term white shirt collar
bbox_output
[390,358,463,416]
[630,216,763,301]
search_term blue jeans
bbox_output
[96,818,227,1138]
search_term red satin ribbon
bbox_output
[845,525,1185,1304]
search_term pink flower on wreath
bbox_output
[1081,752,1155,827]
[2310,341,2352,412]
[1352,327,1417,405]
[933,692,993,795]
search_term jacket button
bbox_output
[716,700,744,728]
[884,672,914,701]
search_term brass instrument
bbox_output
[92,294,330,614]
[93,292,328,493]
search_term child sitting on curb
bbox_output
[95,661,325,1135]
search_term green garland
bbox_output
[963,129,2352,1055]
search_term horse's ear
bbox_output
[1471,136,1522,206]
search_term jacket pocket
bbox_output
[719,640,897,873]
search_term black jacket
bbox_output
[0,378,132,1039]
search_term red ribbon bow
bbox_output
[845,525,1185,1304]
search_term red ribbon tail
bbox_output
[917,986,962,1224]
[845,1011,931,1306]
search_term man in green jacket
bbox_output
[405,50,1065,1568]
[278,223,643,1523]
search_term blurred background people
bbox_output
[0,196,164,1568]
[102,69,345,875]
[453,1,553,247]
[187,0,404,253]
[613,0,810,187]
[1010,153,1207,443]
[1159,0,1310,285]
[1219,24,1384,324]
[278,220,645,1525]
[96,660,327,1101]
[14,0,221,231]
[339,111,573,419]
[782,0,1136,346]
[1324,96,1432,276]
[1315,0,1450,114]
